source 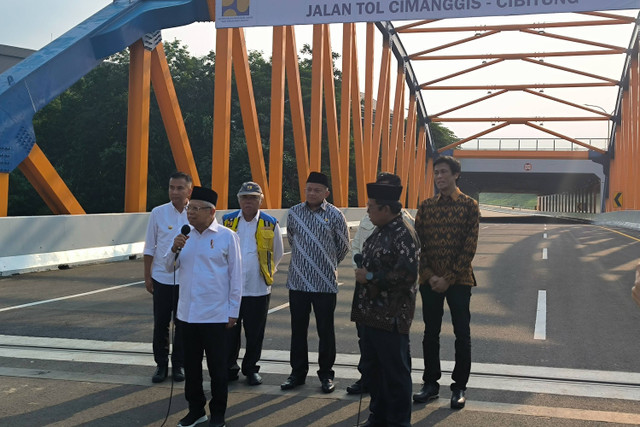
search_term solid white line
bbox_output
[0,281,143,313]
[542,247,548,259]
[543,233,547,239]
[534,290,547,340]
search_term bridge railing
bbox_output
[460,138,608,151]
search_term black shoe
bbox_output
[321,378,335,393]
[346,380,368,394]
[247,372,263,386]
[172,366,185,382]
[413,383,439,403]
[280,375,305,390]
[451,389,466,409]
[177,409,207,427]
[357,419,384,427]
[152,365,168,383]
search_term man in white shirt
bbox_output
[143,172,192,384]
[222,182,284,386]
[166,186,243,427]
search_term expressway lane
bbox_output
[1,213,639,425]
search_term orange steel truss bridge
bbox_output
[0,1,639,215]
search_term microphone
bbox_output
[175,224,191,259]
[354,253,363,268]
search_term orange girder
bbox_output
[309,24,325,173]
[268,26,286,209]
[124,39,151,213]
[363,23,375,181]
[322,25,345,206]
[149,42,201,186]
[340,23,354,208]
[350,29,367,207]
[401,94,417,205]
[18,144,85,214]
[371,39,391,182]
[212,28,233,209]
[232,28,272,208]
[284,26,310,200]
[388,64,405,173]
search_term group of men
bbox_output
[143,155,479,427]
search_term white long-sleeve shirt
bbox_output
[164,218,243,323]
[235,210,284,296]
[143,202,188,284]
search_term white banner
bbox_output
[216,0,640,29]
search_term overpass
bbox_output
[0,1,639,216]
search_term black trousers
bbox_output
[288,290,336,380]
[180,321,228,424]
[420,284,472,390]
[360,325,412,427]
[227,294,270,376]
[152,280,183,367]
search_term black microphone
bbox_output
[354,253,363,268]
[175,224,191,259]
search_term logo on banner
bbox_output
[222,0,251,17]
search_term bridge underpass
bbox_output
[455,153,606,213]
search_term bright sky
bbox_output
[1,1,637,144]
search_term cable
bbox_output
[159,262,179,427]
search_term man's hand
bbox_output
[430,275,450,293]
[226,317,238,329]
[145,278,154,294]
[355,267,368,284]
[172,234,189,253]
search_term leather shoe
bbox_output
[172,366,185,382]
[247,372,262,386]
[280,375,305,390]
[346,380,368,394]
[357,419,384,427]
[152,365,167,383]
[413,383,439,403]
[450,388,466,409]
[321,378,335,393]
[227,371,239,382]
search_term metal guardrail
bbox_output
[460,138,608,151]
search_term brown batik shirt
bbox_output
[414,187,479,287]
[350,215,420,335]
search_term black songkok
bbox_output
[366,183,402,201]
[306,171,330,188]
[190,186,218,206]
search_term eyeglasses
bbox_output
[186,205,212,212]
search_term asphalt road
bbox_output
[1,211,639,426]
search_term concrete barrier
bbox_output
[0,207,372,276]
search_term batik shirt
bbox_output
[350,215,420,334]
[414,188,479,287]
[286,200,350,293]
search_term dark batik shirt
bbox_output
[414,188,479,287]
[350,215,420,334]
[286,200,350,293]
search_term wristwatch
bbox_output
[365,271,374,282]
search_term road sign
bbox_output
[524,162,532,171]
[614,192,623,208]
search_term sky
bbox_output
[1,1,637,145]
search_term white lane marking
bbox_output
[266,282,344,314]
[0,281,143,313]
[543,233,547,239]
[534,290,547,340]
[267,303,289,314]
[542,248,548,259]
